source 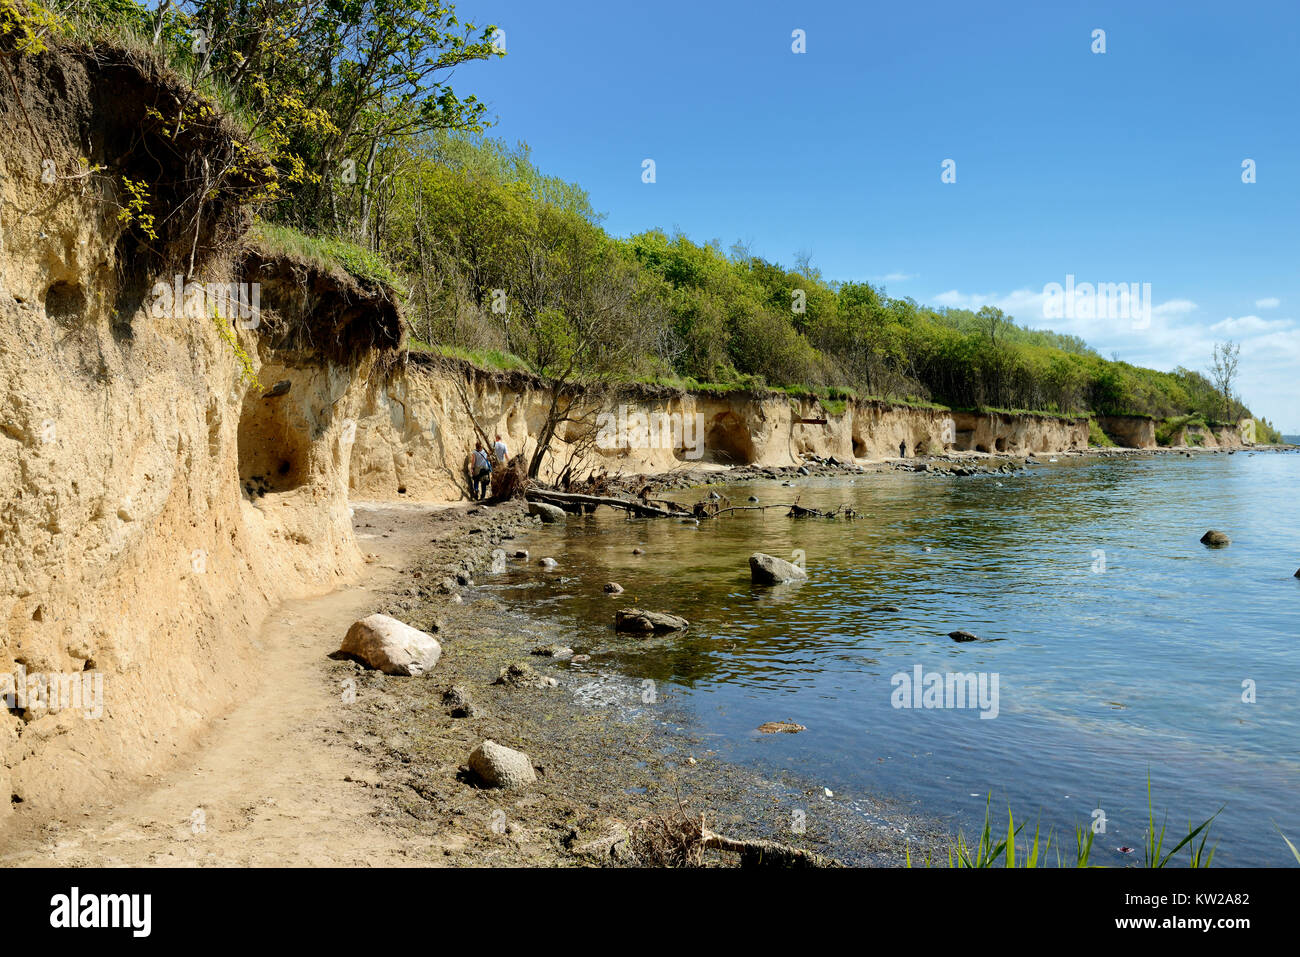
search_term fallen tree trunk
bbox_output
[525,488,685,519]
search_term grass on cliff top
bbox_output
[252,224,405,294]
[397,351,1082,419]
[408,341,534,373]
[53,10,275,153]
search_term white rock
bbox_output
[528,501,566,523]
[339,614,441,676]
[468,740,536,789]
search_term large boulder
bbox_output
[1200,530,1231,548]
[528,501,567,524]
[615,608,689,633]
[749,552,808,585]
[339,614,441,676]
[467,740,536,789]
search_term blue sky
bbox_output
[455,0,1299,430]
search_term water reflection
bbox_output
[488,453,1300,864]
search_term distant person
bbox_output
[899,441,907,458]
[471,441,491,500]
[494,433,508,465]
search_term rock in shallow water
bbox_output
[1200,530,1231,548]
[614,608,689,633]
[530,643,573,658]
[757,720,806,734]
[948,630,979,643]
[749,552,808,585]
[467,740,536,789]
[528,501,567,523]
[339,614,441,676]
[603,582,624,594]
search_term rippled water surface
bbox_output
[491,452,1300,865]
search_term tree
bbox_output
[172,0,503,241]
[1209,341,1240,422]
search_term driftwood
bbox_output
[629,811,836,868]
[700,828,835,868]
[525,488,687,519]
[526,487,860,522]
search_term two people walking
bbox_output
[470,433,510,500]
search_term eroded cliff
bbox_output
[0,40,1107,822]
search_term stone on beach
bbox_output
[614,608,689,633]
[442,685,472,708]
[749,552,808,585]
[494,662,559,688]
[530,643,573,658]
[467,740,536,789]
[339,614,441,676]
[1200,530,1231,548]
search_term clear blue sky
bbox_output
[455,0,1300,430]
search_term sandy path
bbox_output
[0,503,456,868]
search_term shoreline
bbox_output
[3,445,1293,867]
[334,499,951,866]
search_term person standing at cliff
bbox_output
[493,433,508,466]
[470,442,491,499]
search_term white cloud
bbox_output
[924,287,1300,429]
[931,287,1045,315]
[1255,297,1280,309]
[870,272,917,283]
[1210,315,1295,335]
[1152,299,1197,317]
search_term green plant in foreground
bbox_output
[1142,773,1221,868]
[1274,825,1300,863]
[946,794,1018,867]
[916,778,1228,868]
[1071,821,1096,867]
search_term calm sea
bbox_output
[492,451,1300,865]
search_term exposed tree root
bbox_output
[629,811,837,868]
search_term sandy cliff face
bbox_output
[0,46,378,818]
[346,362,1091,501]
[1098,415,1158,449]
